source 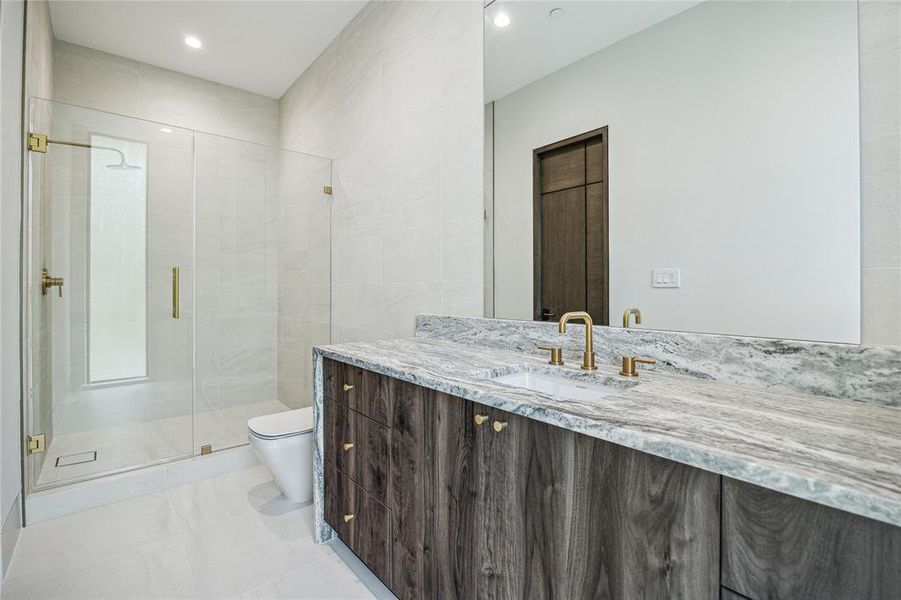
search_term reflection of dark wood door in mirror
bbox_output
[533,127,608,325]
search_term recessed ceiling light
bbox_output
[549,7,565,19]
[493,12,510,27]
[184,36,202,49]
[160,127,172,134]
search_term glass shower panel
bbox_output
[193,133,331,453]
[26,99,195,489]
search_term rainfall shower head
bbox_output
[104,148,142,171]
[105,161,142,171]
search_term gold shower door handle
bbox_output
[171,267,180,319]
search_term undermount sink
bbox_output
[490,369,636,402]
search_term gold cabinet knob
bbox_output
[474,414,489,426]
[492,420,508,433]
[343,514,355,523]
[342,442,354,451]
[342,383,354,392]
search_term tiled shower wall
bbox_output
[279,1,485,343]
[860,1,901,346]
[194,136,279,417]
[52,42,278,147]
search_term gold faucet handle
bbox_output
[620,356,656,377]
[536,345,563,365]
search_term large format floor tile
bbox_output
[4,465,395,599]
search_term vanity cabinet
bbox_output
[323,358,719,599]
[323,358,901,600]
[722,479,901,599]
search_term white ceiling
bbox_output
[48,1,366,99]
[485,0,702,102]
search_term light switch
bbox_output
[652,268,680,288]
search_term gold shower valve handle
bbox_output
[492,420,508,433]
[41,268,64,298]
[342,384,354,392]
[474,414,489,426]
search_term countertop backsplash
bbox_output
[415,314,901,407]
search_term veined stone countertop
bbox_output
[313,337,901,529]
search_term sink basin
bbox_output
[490,369,634,402]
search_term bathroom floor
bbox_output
[5,465,395,599]
[36,400,289,487]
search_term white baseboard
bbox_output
[0,493,22,581]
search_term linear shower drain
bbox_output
[55,451,98,467]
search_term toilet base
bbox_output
[248,431,313,504]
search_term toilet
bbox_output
[247,407,314,503]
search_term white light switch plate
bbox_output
[652,268,681,288]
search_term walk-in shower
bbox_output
[23,98,332,493]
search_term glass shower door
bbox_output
[193,133,332,453]
[25,99,195,489]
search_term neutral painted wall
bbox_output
[859,1,901,347]
[279,0,484,342]
[0,0,25,577]
[52,41,278,146]
[492,0,860,343]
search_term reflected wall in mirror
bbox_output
[484,0,861,343]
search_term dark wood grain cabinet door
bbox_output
[432,392,483,599]
[722,478,901,600]
[483,408,719,600]
[388,379,437,599]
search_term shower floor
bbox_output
[35,400,288,487]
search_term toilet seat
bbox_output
[248,407,313,440]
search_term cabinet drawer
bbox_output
[324,358,391,426]
[323,399,390,503]
[325,465,391,587]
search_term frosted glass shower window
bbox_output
[88,135,148,382]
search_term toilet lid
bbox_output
[248,407,314,439]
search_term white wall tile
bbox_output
[442,216,483,282]
[280,0,484,346]
[53,42,278,147]
[382,223,442,284]
[862,267,901,346]
[860,2,901,345]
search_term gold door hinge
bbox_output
[28,132,47,153]
[323,185,333,195]
[27,434,46,454]
[200,444,212,455]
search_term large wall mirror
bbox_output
[484,0,861,343]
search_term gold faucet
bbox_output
[558,311,596,371]
[623,308,641,328]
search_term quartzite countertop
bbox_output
[312,337,901,529]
